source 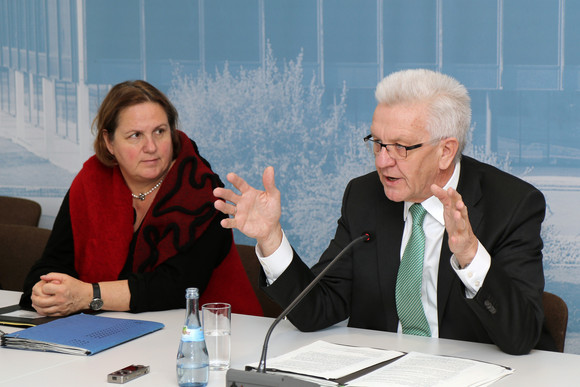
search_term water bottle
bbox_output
[176,288,209,387]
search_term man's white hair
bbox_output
[375,69,471,159]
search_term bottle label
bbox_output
[181,326,205,342]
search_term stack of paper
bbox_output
[349,351,513,386]
[0,304,58,327]
[247,340,513,386]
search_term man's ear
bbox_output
[438,137,458,169]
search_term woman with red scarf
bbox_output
[20,80,262,316]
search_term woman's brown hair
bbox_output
[92,80,181,167]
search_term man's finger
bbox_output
[220,218,236,230]
[262,166,278,194]
[227,172,251,193]
[430,184,448,203]
[214,198,229,213]
[213,187,239,203]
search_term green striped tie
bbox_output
[395,203,431,337]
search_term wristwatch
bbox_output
[89,283,104,311]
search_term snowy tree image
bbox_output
[170,44,373,262]
[170,52,580,344]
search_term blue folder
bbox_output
[1,313,164,355]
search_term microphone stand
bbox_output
[257,232,371,373]
[226,232,371,387]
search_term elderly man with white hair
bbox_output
[214,69,556,355]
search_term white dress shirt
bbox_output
[257,161,491,337]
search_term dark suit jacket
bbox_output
[263,155,556,355]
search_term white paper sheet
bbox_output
[349,351,513,387]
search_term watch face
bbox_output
[90,298,104,311]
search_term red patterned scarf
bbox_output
[69,131,262,316]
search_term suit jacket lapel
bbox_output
[376,197,404,331]
[437,156,484,324]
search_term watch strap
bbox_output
[92,282,101,299]
[89,283,103,311]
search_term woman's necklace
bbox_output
[131,178,164,201]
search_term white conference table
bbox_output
[1,289,579,386]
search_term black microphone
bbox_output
[226,232,373,387]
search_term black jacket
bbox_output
[263,155,556,354]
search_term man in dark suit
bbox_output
[213,69,555,354]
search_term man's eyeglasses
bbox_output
[363,134,428,160]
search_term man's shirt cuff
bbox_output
[256,230,293,285]
[450,240,491,298]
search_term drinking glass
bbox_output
[201,302,231,370]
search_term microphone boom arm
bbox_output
[256,232,372,373]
